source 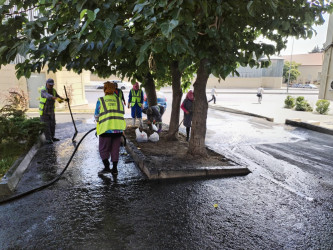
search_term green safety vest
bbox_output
[130,89,143,107]
[39,86,56,116]
[96,94,126,135]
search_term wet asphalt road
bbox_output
[1,103,333,249]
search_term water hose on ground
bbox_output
[0,128,96,205]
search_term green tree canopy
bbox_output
[283,61,301,83]
[0,0,332,156]
[133,0,332,155]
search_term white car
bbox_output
[96,80,132,90]
[117,81,132,90]
[304,84,318,89]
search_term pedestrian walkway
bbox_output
[208,91,333,131]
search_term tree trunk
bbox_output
[144,72,157,107]
[166,61,183,141]
[188,58,210,157]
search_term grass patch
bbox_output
[0,141,27,180]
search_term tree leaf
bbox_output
[69,42,80,58]
[160,20,179,38]
[97,41,103,50]
[17,42,29,57]
[87,10,96,21]
[80,9,87,20]
[133,2,150,13]
[151,40,164,53]
[0,46,8,56]
[247,1,255,17]
[76,0,87,12]
[140,41,151,53]
[58,39,70,53]
[111,27,122,46]
[136,53,145,66]
[267,0,278,11]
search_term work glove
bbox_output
[56,97,64,103]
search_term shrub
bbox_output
[295,96,313,112]
[284,95,296,109]
[0,89,44,145]
[316,99,330,114]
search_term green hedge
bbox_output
[316,99,330,115]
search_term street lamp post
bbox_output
[287,38,295,94]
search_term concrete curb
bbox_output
[209,105,274,122]
[0,140,41,195]
[125,138,251,180]
[285,119,333,136]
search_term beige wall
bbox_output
[297,65,322,84]
[0,64,28,96]
[319,14,333,101]
[319,47,333,101]
[53,69,89,106]
[0,65,89,107]
[206,76,282,89]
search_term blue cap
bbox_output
[46,78,54,85]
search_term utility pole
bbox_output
[287,38,294,94]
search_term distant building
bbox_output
[320,14,333,101]
[282,53,324,84]
[206,56,284,89]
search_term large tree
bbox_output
[134,0,332,156]
[0,0,332,157]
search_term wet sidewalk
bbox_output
[4,88,332,195]
[208,89,333,133]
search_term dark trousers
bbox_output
[99,133,122,162]
[40,114,56,141]
[208,95,216,104]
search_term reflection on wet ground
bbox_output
[0,116,332,249]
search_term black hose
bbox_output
[0,128,96,205]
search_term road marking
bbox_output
[260,174,314,202]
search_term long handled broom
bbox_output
[64,86,78,141]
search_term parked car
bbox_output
[96,80,132,90]
[292,83,302,88]
[142,91,167,114]
[304,84,318,89]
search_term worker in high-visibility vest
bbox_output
[127,82,144,127]
[39,78,68,144]
[95,81,126,176]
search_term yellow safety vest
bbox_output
[39,86,56,115]
[96,95,126,135]
[130,89,143,107]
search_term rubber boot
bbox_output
[139,118,143,128]
[132,118,136,126]
[111,161,118,175]
[98,159,111,175]
[186,127,190,141]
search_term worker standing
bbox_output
[95,81,126,176]
[181,90,194,141]
[128,82,144,127]
[39,78,68,144]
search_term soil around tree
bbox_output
[124,123,235,169]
